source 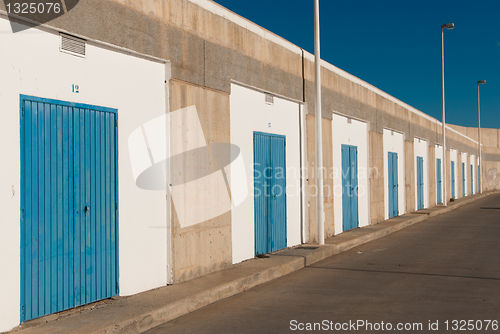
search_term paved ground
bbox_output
[146,194,500,333]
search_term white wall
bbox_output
[230,83,302,264]
[450,149,458,199]
[435,144,444,203]
[414,138,429,209]
[461,152,469,196]
[383,129,406,219]
[470,154,475,194]
[332,114,369,234]
[0,18,167,330]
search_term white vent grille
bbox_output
[265,93,274,105]
[60,34,86,57]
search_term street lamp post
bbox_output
[441,22,454,205]
[314,0,324,244]
[477,80,486,193]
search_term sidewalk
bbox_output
[8,191,496,334]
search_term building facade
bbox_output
[1,0,500,331]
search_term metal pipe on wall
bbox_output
[314,0,324,244]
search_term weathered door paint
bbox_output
[417,156,424,210]
[388,152,399,218]
[341,145,359,232]
[436,158,442,204]
[20,95,119,322]
[253,132,287,255]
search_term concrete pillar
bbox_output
[429,145,436,206]
[405,140,415,213]
[457,154,463,198]
[369,131,385,224]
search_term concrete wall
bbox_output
[369,131,385,224]
[169,79,233,282]
[0,16,168,331]
[306,115,334,242]
[428,145,435,206]
[383,129,406,219]
[332,114,370,234]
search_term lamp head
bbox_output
[441,23,455,30]
[478,80,486,85]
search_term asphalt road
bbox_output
[146,194,500,333]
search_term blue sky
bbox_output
[213,0,500,129]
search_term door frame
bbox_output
[20,95,119,321]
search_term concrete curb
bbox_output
[98,257,305,334]
[10,191,495,334]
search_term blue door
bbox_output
[470,165,474,195]
[341,145,359,231]
[451,161,455,199]
[254,132,287,255]
[388,152,399,218]
[462,162,466,196]
[20,95,119,322]
[416,156,424,210]
[436,158,442,204]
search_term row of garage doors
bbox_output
[19,94,479,322]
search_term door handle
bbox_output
[85,205,90,214]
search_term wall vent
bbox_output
[391,130,394,136]
[265,93,274,105]
[60,34,86,57]
[347,118,352,124]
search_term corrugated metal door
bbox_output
[462,162,466,196]
[436,158,442,204]
[20,95,119,322]
[341,145,358,231]
[417,156,424,210]
[388,152,398,218]
[253,132,287,255]
[451,161,455,199]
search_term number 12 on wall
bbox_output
[72,84,80,93]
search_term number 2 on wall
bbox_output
[72,84,80,93]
